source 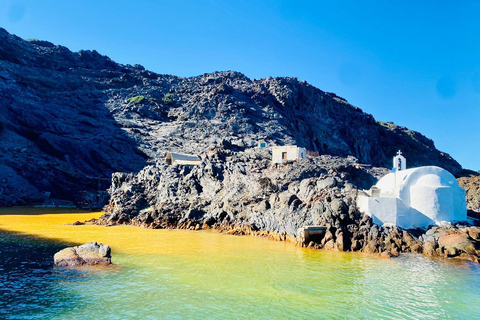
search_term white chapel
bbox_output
[357,151,467,229]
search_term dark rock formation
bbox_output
[53,242,112,267]
[100,149,383,236]
[0,27,462,207]
[0,29,149,207]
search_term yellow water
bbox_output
[0,207,479,319]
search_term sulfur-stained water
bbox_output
[0,208,479,319]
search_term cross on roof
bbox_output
[397,150,402,156]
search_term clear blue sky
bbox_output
[2,0,479,171]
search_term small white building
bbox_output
[357,151,467,229]
[165,152,201,166]
[271,145,306,164]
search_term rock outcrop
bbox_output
[100,148,383,237]
[458,174,480,212]
[100,147,480,262]
[53,242,112,267]
[0,27,462,207]
[420,226,480,263]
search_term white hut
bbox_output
[357,151,467,229]
[271,145,306,164]
[165,152,201,166]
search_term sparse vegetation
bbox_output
[128,96,146,104]
[128,95,158,104]
[406,130,417,140]
[333,96,348,104]
[162,93,175,105]
[377,121,398,130]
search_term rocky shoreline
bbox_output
[97,148,480,263]
[96,215,480,263]
[96,210,480,264]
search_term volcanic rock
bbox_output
[54,242,112,267]
[0,27,462,207]
[457,174,480,211]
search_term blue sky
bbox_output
[2,0,479,170]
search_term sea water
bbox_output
[0,208,479,319]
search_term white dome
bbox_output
[415,174,443,186]
[358,166,467,229]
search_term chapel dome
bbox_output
[414,173,443,187]
[358,164,467,229]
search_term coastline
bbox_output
[1,206,478,264]
[95,211,480,264]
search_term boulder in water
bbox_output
[54,242,112,267]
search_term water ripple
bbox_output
[1,229,480,319]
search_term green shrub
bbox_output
[162,93,175,105]
[128,96,146,104]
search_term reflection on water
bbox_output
[0,230,94,319]
[0,208,479,319]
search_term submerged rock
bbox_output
[54,242,112,267]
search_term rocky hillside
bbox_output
[102,149,385,232]
[0,28,462,206]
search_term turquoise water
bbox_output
[0,211,480,319]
